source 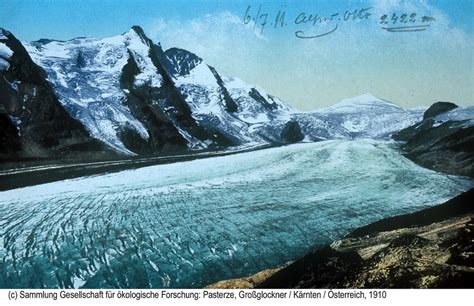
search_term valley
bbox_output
[1,25,473,289]
[0,140,472,288]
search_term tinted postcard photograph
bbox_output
[0,0,473,304]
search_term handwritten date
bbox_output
[243,5,437,39]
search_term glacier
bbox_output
[0,139,472,288]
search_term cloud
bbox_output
[142,5,473,110]
[143,11,272,101]
[145,11,267,57]
[368,0,472,52]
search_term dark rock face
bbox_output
[121,26,237,151]
[0,76,18,114]
[0,29,108,160]
[248,88,278,111]
[401,123,474,177]
[348,188,474,237]
[258,189,474,289]
[392,118,433,142]
[0,114,21,159]
[423,102,458,120]
[259,246,364,288]
[164,47,202,77]
[280,121,304,143]
[208,65,238,113]
[119,48,189,154]
[393,102,473,177]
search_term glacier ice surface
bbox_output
[0,140,472,289]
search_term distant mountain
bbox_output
[292,94,423,140]
[1,26,441,161]
[163,47,294,147]
[320,93,404,113]
[393,102,474,177]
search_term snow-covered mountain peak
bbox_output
[322,93,404,114]
[345,93,382,103]
[23,29,160,155]
[299,93,423,138]
[117,26,153,52]
[128,25,151,43]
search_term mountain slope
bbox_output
[166,47,295,146]
[0,28,108,160]
[393,102,474,177]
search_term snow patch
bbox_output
[433,106,474,127]
[0,42,13,71]
[342,118,369,132]
[0,42,13,58]
[175,62,217,87]
[35,41,71,59]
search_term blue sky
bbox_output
[1,0,473,109]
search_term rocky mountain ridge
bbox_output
[1,26,438,161]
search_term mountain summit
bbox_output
[321,93,404,113]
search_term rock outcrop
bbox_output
[423,102,458,120]
[205,267,285,289]
[280,121,304,143]
[393,102,474,177]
